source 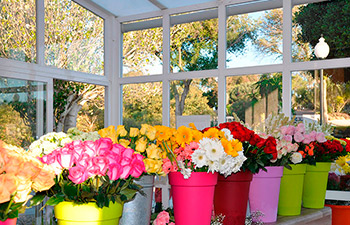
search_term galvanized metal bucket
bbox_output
[119,175,154,225]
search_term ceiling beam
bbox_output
[148,0,168,10]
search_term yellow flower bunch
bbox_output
[335,154,350,174]
[98,125,165,175]
[154,124,243,158]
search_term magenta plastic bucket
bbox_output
[168,172,218,225]
[249,166,284,223]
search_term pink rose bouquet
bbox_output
[0,141,55,221]
[31,137,146,208]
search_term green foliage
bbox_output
[0,104,33,147]
[292,72,316,111]
[32,171,142,209]
[0,0,36,62]
[45,0,104,74]
[122,82,163,130]
[294,0,350,59]
[0,196,26,221]
[227,81,258,122]
[326,78,350,114]
[254,73,282,99]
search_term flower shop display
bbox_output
[302,135,348,209]
[99,124,165,225]
[157,124,246,225]
[326,152,350,225]
[32,137,145,225]
[214,121,278,225]
[249,113,300,223]
[0,141,55,224]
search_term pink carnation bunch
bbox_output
[40,138,145,184]
[280,123,327,145]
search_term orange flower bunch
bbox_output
[0,141,55,220]
[155,123,246,178]
[298,143,314,158]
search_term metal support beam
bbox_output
[148,0,167,10]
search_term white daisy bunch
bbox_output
[28,132,72,156]
[192,137,247,177]
[67,127,100,141]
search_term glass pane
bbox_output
[226,6,283,68]
[292,68,350,138]
[54,80,105,132]
[45,0,104,75]
[170,9,218,73]
[0,0,36,62]
[123,18,163,77]
[226,73,282,127]
[293,1,350,62]
[292,70,319,120]
[0,76,46,148]
[170,78,217,128]
[122,82,162,129]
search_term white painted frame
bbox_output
[1,0,348,130]
[116,0,350,126]
[326,190,350,201]
[0,0,116,133]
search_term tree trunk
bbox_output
[63,103,82,132]
[55,93,82,132]
[174,79,192,116]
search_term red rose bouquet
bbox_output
[217,121,278,173]
[312,137,348,163]
[32,137,145,208]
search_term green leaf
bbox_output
[46,196,65,206]
[63,183,78,199]
[120,188,138,202]
[30,194,46,207]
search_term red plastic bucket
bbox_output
[214,171,253,225]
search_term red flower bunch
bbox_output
[217,122,278,173]
[313,139,346,163]
[341,138,350,152]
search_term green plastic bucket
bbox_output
[278,164,306,216]
[302,162,331,209]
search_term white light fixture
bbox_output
[314,35,330,59]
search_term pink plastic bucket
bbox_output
[168,172,218,225]
[249,166,284,223]
[0,218,17,225]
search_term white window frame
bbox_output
[117,0,350,127]
[0,0,114,132]
[1,0,350,130]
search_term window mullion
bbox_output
[36,0,45,65]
